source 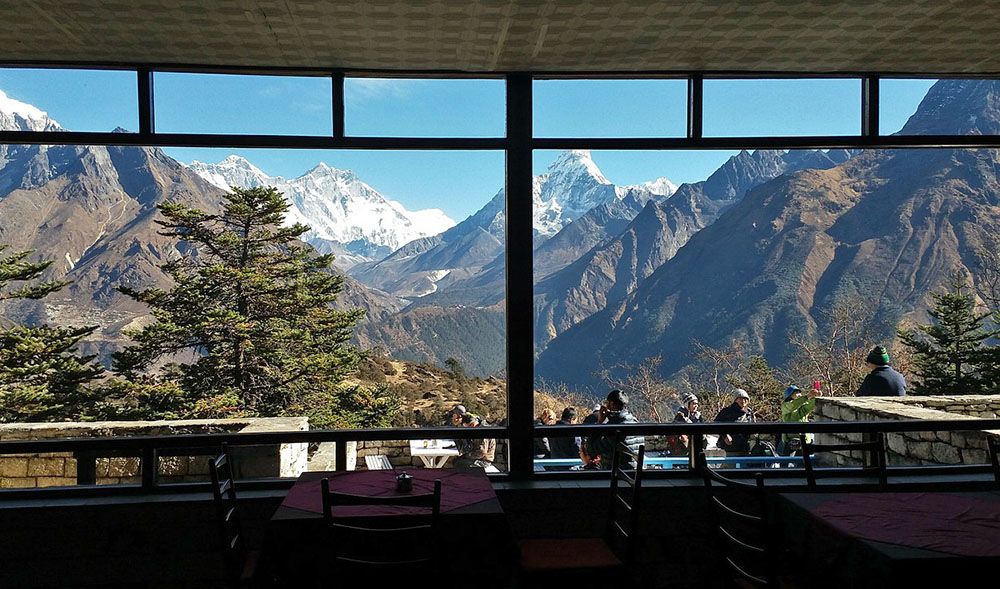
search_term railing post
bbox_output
[691,432,704,473]
[335,439,348,472]
[141,447,157,490]
[74,450,97,485]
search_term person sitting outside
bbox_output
[548,407,582,459]
[714,388,754,456]
[666,393,703,456]
[572,438,601,471]
[779,385,818,455]
[587,389,644,469]
[454,413,496,469]
[446,404,467,427]
[855,346,906,397]
[533,408,557,458]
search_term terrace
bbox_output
[3,2,1000,588]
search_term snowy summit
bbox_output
[188,156,455,254]
[0,89,60,132]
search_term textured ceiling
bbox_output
[2,1,1000,73]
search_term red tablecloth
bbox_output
[280,469,497,517]
[811,492,1000,557]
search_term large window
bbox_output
[1,68,999,487]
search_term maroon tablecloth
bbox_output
[280,469,498,517]
[810,492,1000,557]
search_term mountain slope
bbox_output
[0,136,226,361]
[0,93,406,364]
[350,150,665,298]
[531,149,855,351]
[536,80,1000,387]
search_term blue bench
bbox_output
[533,455,804,471]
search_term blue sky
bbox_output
[0,69,935,220]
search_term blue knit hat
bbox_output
[784,385,802,400]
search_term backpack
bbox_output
[749,439,776,457]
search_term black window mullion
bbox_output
[332,72,345,138]
[137,68,154,137]
[505,74,534,479]
[862,75,879,137]
[687,74,703,139]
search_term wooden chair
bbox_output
[987,436,1000,484]
[320,476,442,583]
[209,443,264,588]
[517,432,646,587]
[802,432,887,490]
[700,452,779,588]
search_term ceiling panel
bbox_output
[1,1,999,73]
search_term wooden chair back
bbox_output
[700,451,777,588]
[802,432,888,489]
[606,431,646,565]
[208,443,246,585]
[987,436,1000,485]
[320,476,442,574]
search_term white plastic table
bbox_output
[409,439,460,468]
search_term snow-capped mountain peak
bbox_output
[0,89,61,132]
[547,149,612,185]
[620,177,678,198]
[533,150,619,236]
[188,155,455,257]
[189,155,276,190]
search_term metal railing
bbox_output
[2,418,998,498]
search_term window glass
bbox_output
[345,78,505,137]
[153,72,333,135]
[703,78,861,137]
[533,79,687,137]
[0,67,138,132]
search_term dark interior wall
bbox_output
[0,494,281,589]
[0,484,723,589]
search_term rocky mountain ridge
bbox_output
[536,79,1000,387]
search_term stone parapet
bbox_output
[814,395,1000,467]
[0,417,308,489]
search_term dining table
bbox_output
[409,438,461,468]
[267,468,514,587]
[775,490,1000,588]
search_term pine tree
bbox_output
[114,186,365,417]
[0,246,104,422]
[898,277,999,395]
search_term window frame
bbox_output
[2,65,1000,485]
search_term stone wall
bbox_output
[813,395,1000,467]
[0,417,308,489]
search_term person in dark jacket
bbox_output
[454,413,495,469]
[533,409,557,458]
[549,407,582,459]
[856,346,906,397]
[667,393,703,456]
[714,388,754,456]
[588,389,645,469]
